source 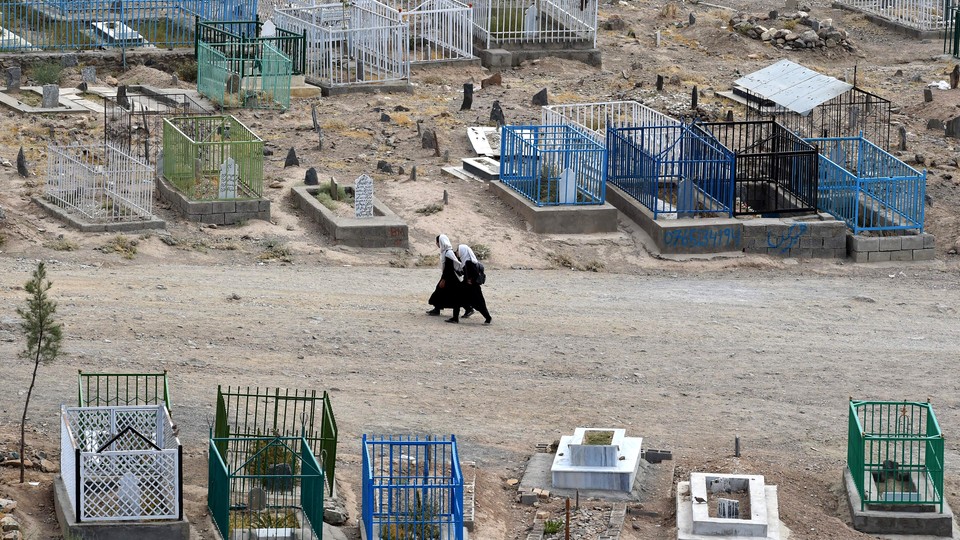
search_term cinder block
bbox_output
[235,200,260,213]
[793,248,813,259]
[519,492,537,505]
[767,247,788,257]
[914,248,937,261]
[200,213,225,225]
[823,235,847,249]
[879,236,902,251]
[811,248,834,258]
[834,248,849,259]
[868,251,892,262]
[211,201,236,214]
[891,250,913,261]
[800,236,823,248]
[259,200,272,212]
[923,233,936,248]
[850,235,879,252]
[901,235,924,250]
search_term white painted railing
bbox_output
[835,0,948,31]
[396,0,474,63]
[542,100,680,143]
[472,0,597,47]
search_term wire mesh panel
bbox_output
[61,405,182,522]
[541,100,679,144]
[208,436,324,540]
[104,90,211,165]
[162,115,264,200]
[499,124,606,206]
[472,0,597,47]
[836,0,949,31]
[806,136,925,233]
[274,0,410,89]
[394,0,473,63]
[702,121,819,216]
[78,371,172,410]
[0,0,258,51]
[848,401,944,512]
[214,386,338,493]
[197,38,294,109]
[607,123,734,219]
[362,435,464,540]
[45,142,155,223]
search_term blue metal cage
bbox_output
[806,136,926,233]
[362,435,464,540]
[499,124,607,207]
[607,122,735,218]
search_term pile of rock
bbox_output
[729,12,855,51]
[0,498,20,540]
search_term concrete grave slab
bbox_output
[677,475,788,540]
[551,428,642,492]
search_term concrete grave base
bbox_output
[847,232,936,263]
[677,478,787,540]
[313,79,413,97]
[551,428,642,492]
[54,475,189,540]
[291,185,408,248]
[830,2,944,39]
[844,467,955,537]
[488,180,618,234]
[157,176,270,226]
[477,40,601,68]
[519,452,651,502]
[32,196,165,232]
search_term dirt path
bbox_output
[0,258,958,538]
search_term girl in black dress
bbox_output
[426,234,463,322]
[457,243,491,324]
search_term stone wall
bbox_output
[157,176,270,225]
[847,233,936,262]
[742,216,848,258]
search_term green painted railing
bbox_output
[77,370,171,410]
[162,115,264,200]
[848,400,944,512]
[207,438,230,539]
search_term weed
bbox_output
[544,519,564,535]
[389,250,410,268]
[391,112,414,127]
[420,74,446,85]
[0,233,7,247]
[45,238,78,252]
[259,237,292,262]
[30,61,62,85]
[584,260,604,272]
[415,203,444,216]
[471,243,491,261]
[782,19,798,30]
[549,252,576,269]
[100,235,137,259]
[231,509,300,530]
[659,2,678,19]
[416,254,439,267]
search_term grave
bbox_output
[90,21,148,47]
[291,183,409,248]
[676,473,786,540]
[551,428,643,492]
[836,0,947,39]
[462,156,500,180]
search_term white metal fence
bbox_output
[835,0,948,31]
[45,143,155,223]
[395,0,474,63]
[274,0,410,88]
[59,405,182,522]
[472,0,597,47]
[542,100,680,143]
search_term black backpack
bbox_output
[476,262,486,285]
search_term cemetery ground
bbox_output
[0,0,959,539]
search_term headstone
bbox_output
[218,157,238,199]
[894,69,903,77]
[946,116,960,138]
[927,118,944,131]
[379,112,390,122]
[422,128,438,151]
[377,160,393,173]
[443,189,449,205]
[194,158,203,181]
[81,66,96,84]
[410,165,417,181]
[655,29,661,47]
[898,126,907,151]
[443,150,449,162]
[524,5,538,38]
[117,84,129,109]
[676,178,697,218]
[61,54,78,67]
[717,498,739,519]
[558,168,577,204]
[317,127,324,151]
[354,174,374,219]
[248,487,267,511]
[170,74,178,86]
[848,106,860,131]
[691,86,698,110]
[118,472,142,516]
[656,74,664,92]
[726,110,734,122]
[952,65,960,89]
[461,83,473,111]
[41,84,59,109]
[284,147,299,168]
[481,72,502,88]
[226,73,241,94]
[76,82,88,92]
[261,19,276,37]
[16,146,27,177]
[397,166,404,175]
[305,167,319,185]
[263,463,294,491]
[768,10,778,20]
[924,88,933,103]
[490,100,505,127]
[688,12,696,26]
[311,103,319,131]
[532,88,548,106]
[5,67,20,94]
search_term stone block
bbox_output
[923,233,936,248]
[823,235,847,249]
[879,236,902,251]
[81,66,96,84]
[236,200,260,213]
[914,248,936,261]
[519,492,538,505]
[793,248,813,258]
[849,235,879,252]
[211,201,236,214]
[259,200,272,212]
[200,213,225,225]
[868,251,892,262]
[799,236,823,248]
[41,84,59,108]
[890,250,913,261]
[5,67,20,93]
[900,235,923,250]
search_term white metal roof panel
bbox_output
[733,59,853,115]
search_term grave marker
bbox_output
[5,67,20,94]
[524,5,538,38]
[218,157,237,199]
[41,84,59,108]
[558,168,576,204]
[354,174,374,218]
[461,83,473,111]
[81,66,96,84]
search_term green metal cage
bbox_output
[77,370,171,411]
[847,400,944,512]
[162,115,264,201]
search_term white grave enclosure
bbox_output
[676,472,784,540]
[551,428,642,492]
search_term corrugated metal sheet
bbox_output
[733,59,853,115]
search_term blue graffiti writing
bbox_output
[663,228,741,250]
[766,223,808,253]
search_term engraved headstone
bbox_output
[676,178,697,218]
[410,165,417,181]
[248,487,267,511]
[218,157,237,199]
[81,66,96,84]
[717,498,739,519]
[6,66,20,94]
[558,168,577,204]
[656,74,664,91]
[422,128,438,151]
[261,19,276,37]
[524,5,538,38]
[691,86,698,110]
[41,84,59,108]
[61,54,78,67]
[688,12,696,25]
[354,174,374,219]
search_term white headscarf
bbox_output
[457,244,478,267]
[437,234,461,272]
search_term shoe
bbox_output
[462,308,475,319]
[484,317,492,325]
[426,309,441,316]
[445,317,459,324]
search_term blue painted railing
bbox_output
[806,136,925,233]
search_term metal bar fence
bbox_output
[61,405,182,522]
[195,19,306,75]
[161,115,264,200]
[848,400,944,512]
[499,124,606,206]
[701,120,819,216]
[607,123,735,218]
[208,436,324,540]
[541,100,680,144]
[104,90,212,166]
[45,142,155,223]
[274,0,410,88]
[836,0,950,31]
[0,0,258,51]
[471,0,597,47]
[806,136,925,232]
[196,39,293,109]
[395,0,474,63]
[78,371,171,410]
[362,435,464,540]
[214,386,338,493]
